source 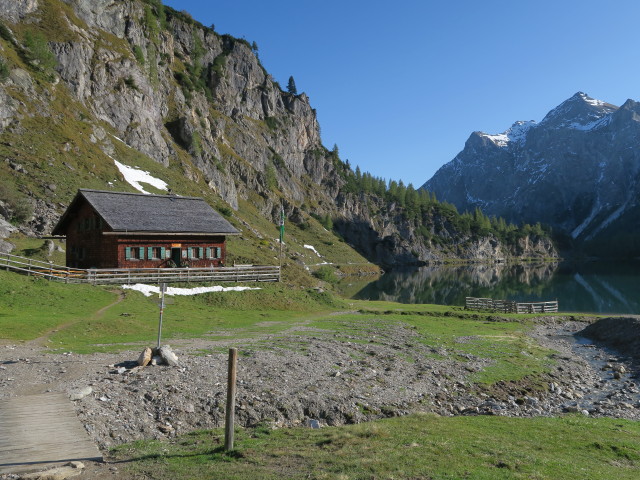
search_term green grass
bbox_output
[111,414,640,479]
[0,270,116,341]
[0,271,338,349]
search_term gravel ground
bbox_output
[1,314,639,479]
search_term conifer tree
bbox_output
[287,75,297,95]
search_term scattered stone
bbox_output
[138,347,152,367]
[18,461,85,479]
[69,386,93,401]
[158,345,179,367]
[305,418,321,429]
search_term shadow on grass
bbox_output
[111,446,244,466]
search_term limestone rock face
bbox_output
[424,92,640,256]
[0,0,38,22]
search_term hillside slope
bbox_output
[0,0,556,271]
[423,92,640,257]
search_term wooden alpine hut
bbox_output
[52,189,239,269]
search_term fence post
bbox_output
[224,348,238,451]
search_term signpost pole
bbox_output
[157,282,166,349]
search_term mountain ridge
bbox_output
[423,91,640,257]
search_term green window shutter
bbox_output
[215,247,221,258]
[139,247,145,259]
[148,247,153,259]
[160,247,166,259]
[206,247,212,259]
[198,247,204,259]
[125,247,131,260]
[187,248,192,259]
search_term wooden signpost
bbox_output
[225,348,238,451]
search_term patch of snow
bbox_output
[579,92,605,107]
[122,283,261,297]
[304,244,322,257]
[584,203,626,241]
[567,114,612,131]
[571,201,602,239]
[482,120,536,148]
[112,158,168,194]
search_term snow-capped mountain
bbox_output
[422,92,640,256]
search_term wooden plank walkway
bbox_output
[0,393,102,474]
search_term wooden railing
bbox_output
[0,252,280,284]
[465,297,558,314]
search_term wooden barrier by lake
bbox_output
[0,252,280,285]
[465,296,558,314]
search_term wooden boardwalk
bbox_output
[0,393,102,474]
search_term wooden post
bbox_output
[224,347,238,451]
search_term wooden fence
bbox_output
[0,252,280,285]
[465,297,558,314]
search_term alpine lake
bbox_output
[339,260,640,315]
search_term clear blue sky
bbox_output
[164,0,640,187]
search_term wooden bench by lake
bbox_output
[466,296,558,314]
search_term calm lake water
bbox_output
[343,261,640,315]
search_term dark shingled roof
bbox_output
[53,189,239,235]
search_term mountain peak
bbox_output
[540,92,617,130]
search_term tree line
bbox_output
[335,159,548,243]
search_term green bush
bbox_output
[190,130,202,156]
[264,116,279,131]
[133,45,145,65]
[0,59,9,81]
[23,30,57,72]
[312,265,338,284]
[0,22,13,43]
[0,180,33,224]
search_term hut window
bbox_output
[190,247,202,259]
[150,247,163,259]
[127,247,144,260]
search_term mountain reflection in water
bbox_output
[347,261,640,314]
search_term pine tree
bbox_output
[287,76,297,95]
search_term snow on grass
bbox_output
[304,244,322,257]
[112,158,168,194]
[122,283,261,297]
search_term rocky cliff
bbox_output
[423,92,640,257]
[0,0,556,266]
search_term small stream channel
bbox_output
[549,323,640,415]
